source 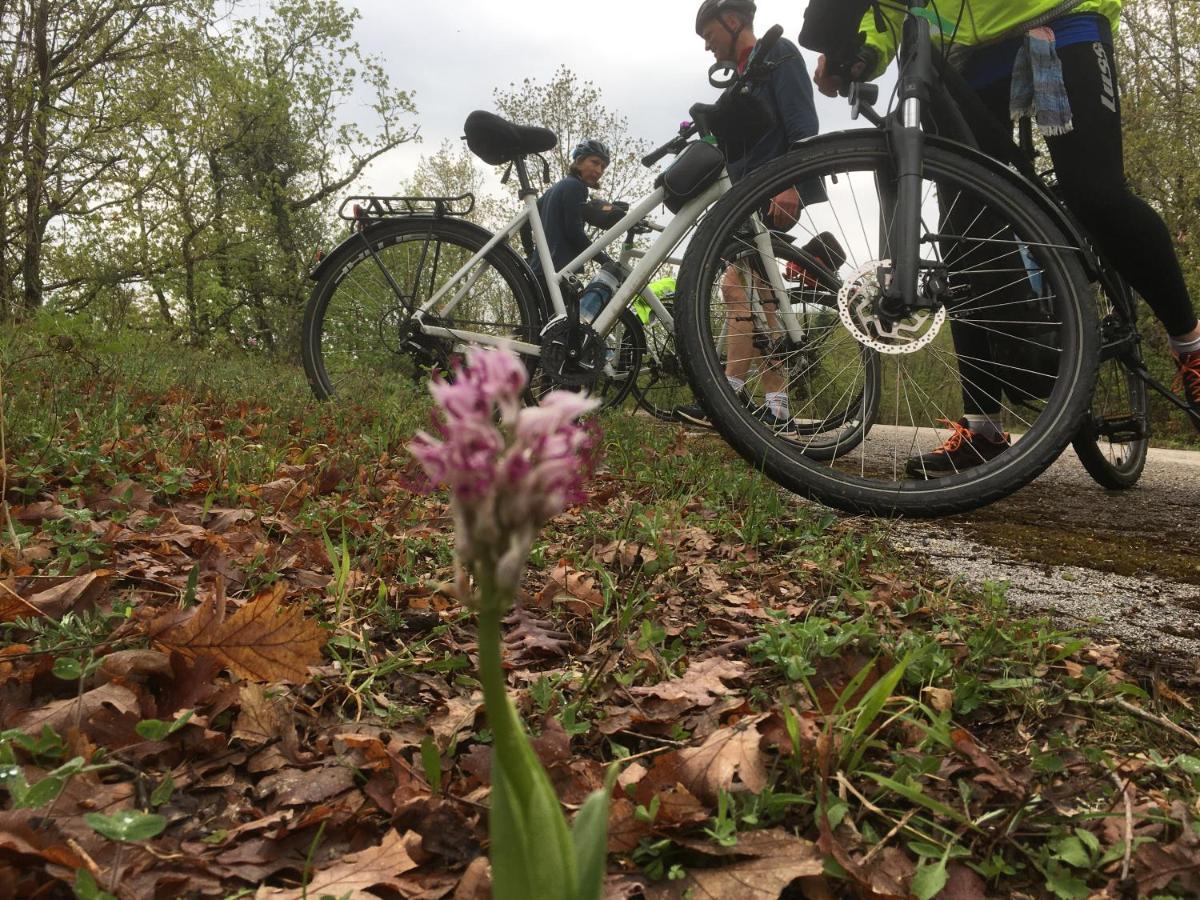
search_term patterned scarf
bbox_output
[1010,26,1074,135]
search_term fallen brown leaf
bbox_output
[677,715,769,803]
[17,570,114,620]
[644,851,823,899]
[537,561,605,615]
[156,582,325,682]
[232,684,287,746]
[14,682,140,737]
[630,657,745,708]
[503,606,571,666]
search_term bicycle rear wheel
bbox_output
[302,217,543,401]
[676,132,1098,517]
[1072,283,1149,489]
[631,301,693,419]
[719,239,880,460]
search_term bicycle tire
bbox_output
[1072,283,1149,489]
[302,217,543,402]
[720,240,881,461]
[630,301,693,420]
[676,131,1098,517]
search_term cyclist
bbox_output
[529,139,616,275]
[810,0,1200,474]
[676,0,825,432]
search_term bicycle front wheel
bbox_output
[676,132,1098,517]
[302,217,543,401]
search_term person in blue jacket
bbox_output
[677,0,825,432]
[529,140,614,275]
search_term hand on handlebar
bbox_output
[814,50,876,98]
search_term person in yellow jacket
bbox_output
[810,0,1200,474]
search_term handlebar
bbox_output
[641,23,785,169]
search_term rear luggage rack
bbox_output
[338,194,475,222]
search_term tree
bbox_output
[3,0,419,349]
[405,139,507,231]
[491,66,653,202]
[1117,1,1200,322]
[0,0,204,319]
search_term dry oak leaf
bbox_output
[16,570,114,621]
[253,828,418,899]
[630,657,746,708]
[255,764,357,807]
[503,606,571,665]
[644,851,823,899]
[429,694,482,751]
[232,684,288,746]
[951,728,1025,795]
[155,582,325,682]
[96,649,172,683]
[537,561,605,615]
[677,714,769,803]
[14,683,139,737]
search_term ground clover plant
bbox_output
[409,347,610,900]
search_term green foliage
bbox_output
[1,0,417,349]
[84,809,168,843]
[492,66,653,202]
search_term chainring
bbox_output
[538,316,606,389]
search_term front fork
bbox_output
[881,9,935,321]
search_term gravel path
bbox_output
[874,443,1200,677]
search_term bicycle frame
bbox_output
[410,177,724,354]
[410,154,816,357]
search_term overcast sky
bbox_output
[324,0,896,195]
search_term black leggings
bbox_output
[945,40,1197,414]
[975,40,1196,337]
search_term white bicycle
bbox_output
[301,26,878,456]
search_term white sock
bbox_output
[1169,331,1200,356]
[765,391,790,419]
[727,375,746,393]
[964,414,1003,441]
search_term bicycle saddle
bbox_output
[463,111,557,165]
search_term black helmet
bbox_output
[695,0,756,36]
[571,139,611,165]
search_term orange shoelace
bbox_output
[931,418,972,454]
[1174,353,1200,403]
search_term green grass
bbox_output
[1,320,1199,898]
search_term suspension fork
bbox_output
[881,1,936,319]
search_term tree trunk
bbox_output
[21,0,50,312]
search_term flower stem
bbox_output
[476,591,533,794]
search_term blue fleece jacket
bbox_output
[530,173,612,274]
[725,38,821,183]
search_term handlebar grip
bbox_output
[642,145,671,167]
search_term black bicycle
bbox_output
[674,0,1197,517]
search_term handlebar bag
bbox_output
[798,0,876,61]
[710,86,777,165]
[655,141,726,214]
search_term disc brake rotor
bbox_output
[837,259,947,356]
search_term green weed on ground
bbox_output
[0,323,1198,899]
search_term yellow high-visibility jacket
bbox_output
[861,0,1122,78]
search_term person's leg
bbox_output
[1044,40,1200,412]
[1046,41,1198,340]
